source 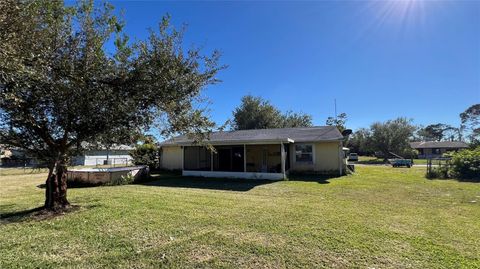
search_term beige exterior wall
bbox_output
[161,141,342,174]
[160,146,183,170]
[289,141,341,173]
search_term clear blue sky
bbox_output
[110,0,479,131]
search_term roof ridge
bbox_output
[160,126,343,145]
[215,126,332,132]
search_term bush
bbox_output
[449,147,480,180]
[402,148,419,159]
[426,165,449,179]
[109,174,135,186]
[130,143,159,169]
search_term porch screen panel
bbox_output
[245,144,282,173]
[212,145,244,172]
[184,146,211,171]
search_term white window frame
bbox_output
[294,143,315,164]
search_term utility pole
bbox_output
[334,99,337,121]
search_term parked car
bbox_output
[348,153,358,162]
[389,158,412,168]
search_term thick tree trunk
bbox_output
[44,159,70,210]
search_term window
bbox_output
[295,144,313,163]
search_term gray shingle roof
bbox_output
[160,126,343,146]
[410,141,469,149]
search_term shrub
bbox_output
[449,147,480,180]
[403,148,419,159]
[426,165,449,179]
[109,174,135,186]
[130,143,159,169]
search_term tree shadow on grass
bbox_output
[1,206,47,223]
[139,173,276,192]
[287,174,344,184]
[426,177,480,183]
[0,204,100,224]
[457,178,480,183]
[37,183,106,189]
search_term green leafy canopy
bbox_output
[0,0,224,164]
[326,113,347,133]
[231,95,312,130]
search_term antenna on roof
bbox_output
[334,98,337,121]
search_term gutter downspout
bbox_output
[339,141,343,176]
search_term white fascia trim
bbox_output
[182,170,285,180]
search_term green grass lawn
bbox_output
[412,158,428,165]
[357,156,428,165]
[1,167,479,268]
[356,156,385,164]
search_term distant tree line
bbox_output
[415,123,460,142]
[348,104,480,157]
[414,104,479,145]
[347,118,416,158]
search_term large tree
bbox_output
[326,112,348,133]
[281,111,313,129]
[369,118,416,159]
[0,0,222,210]
[231,95,312,130]
[416,123,459,141]
[460,104,480,145]
[347,128,373,155]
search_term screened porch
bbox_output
[182,143,290,180]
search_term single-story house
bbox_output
[159,126,346,180]
[410,141,469,159]
[71,144,134,166]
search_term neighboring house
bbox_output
[410,141,469,159]
[0,146,38,167]
[71,144,134,166]
[159,126,346,180]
